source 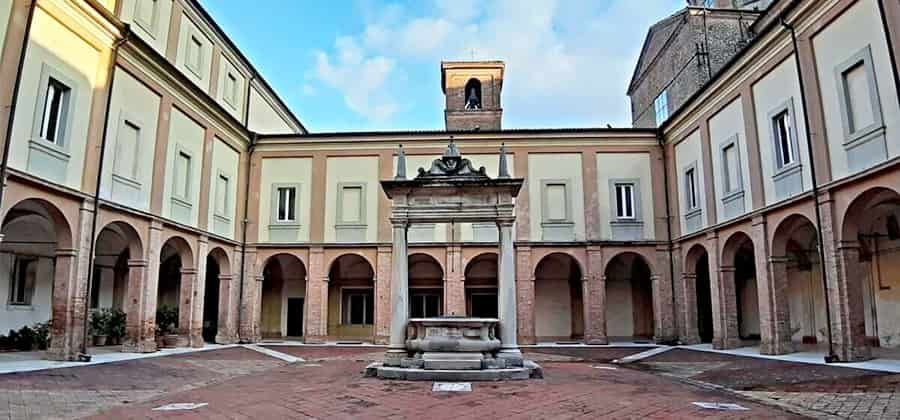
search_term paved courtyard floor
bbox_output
[0,345,897,419]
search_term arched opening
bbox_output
[328,254,375,340]
[260,254,306,339]
[157,237,193,345]
[0,199,71,353]
[685,245,713,344]
[90,221,142,348]
[534,253,583,342]
[605,252,654,341]
[408,253,443,318]
[203,248,230,343]
[722,232,760,343]
[464,78,482,110]
[465,253,498,318]
[842,187,900,352]
[771,215,826,350]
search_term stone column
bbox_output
[177,268,198,347]
[445,245,466,316]
[385,222,409,366]
[123,259,153,352]
[305,247,328,343]
[830,241,871,361]
[680,272,701,345]
[497,220,521,363]
[654,246,677,342]
[715,266,742,349]
[374,246,392,344]
[238,248,259,342]
[46,248,81,361]
[763,256,794,355]
[215,274,238,344]
[583,246,607,344]
[515,246,535,344]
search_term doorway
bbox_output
[287,297,304,337]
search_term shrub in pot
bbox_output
[90,310,109,346]
[31,321,50,350]
[106,308,126,346]
[155,305,179,348]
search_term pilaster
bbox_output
[583,246,607,344]
[515,246,535,344]
[374,246,392,344]
[304,247,328,342]
[444,245,466,316]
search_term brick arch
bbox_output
[207,246,232,275]
[96,220,144,258]
[1,197,73,249]
[325,251,376,276]
[464,252,498,281]
[409,252,444,280]
[683,243,709,274]
[771,214,817,258]
[603,249,657,276]
[256,249,308,277]
[160,235,195,269]
[530,249,586,279]
[721,230,754,265]
[840,186,900,241]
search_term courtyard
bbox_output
[1,345,899,419]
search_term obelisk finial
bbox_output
[395,144,406,180]
[498,143,510,179]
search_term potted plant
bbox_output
[90,310,109,346]
[155,305,179,348]
[106,308,126,346]
[31,321,50,350]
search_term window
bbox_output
[410,293,441,318]
[342,290,373,325]
[114,119,140,180]
[275,186,297,222]
[215,173,229,216]
[9,256,37,306]
[543,181,570,222]
[685,167,699,210]
[224,72,238,107]
[39,77,71,145]
[772,109,795,168]
[721,140,741,193]
[186,34,203,75]
[654,90,669,126]
[615,183,635,219]
[133,0,159,34]
[337,184,365,225]
[173,150,191,200]
[836,46,884,143]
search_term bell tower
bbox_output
[441,61,504,131]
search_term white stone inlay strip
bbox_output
[153,403,208,411]
[242,344,304,363]
[433,382,472,392]
[692,402,749,411]
[613,346,673,364]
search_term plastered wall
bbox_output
[118,0,173,56]
[0,0,12,53]
[596,152,656,240]
[528,153,586,242]
[248,87,294,134]
[258,157,312,242]
[708,98,752,222]
[324,156,379,243]
[675,130,707,232]
[207,138,239,239]
[161,108,205,226]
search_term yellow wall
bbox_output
[161,108,205,226]
[9,6,100,189]
[596,152,655,240]
[708,97,752,221]
[207,138,239,239]
[813,0,900,180]
[324,156,379,243]
[258,157,312,242]
[118,0,172,55]
[100,66,161,211]
[528,153,586,242]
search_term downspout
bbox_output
[876,0,900,110]
[79,27,132,360]
[660,133,679,344]
[236,132,257,343]
[0,0,37,210]
[782,18,838,363]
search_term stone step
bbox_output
[422,352,484,370]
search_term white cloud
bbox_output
[311,0,680,128]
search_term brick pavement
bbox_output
[635,348,900,419]
[0,347,286,420]
[86,353,800,419]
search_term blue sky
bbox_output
[201,0,684,132]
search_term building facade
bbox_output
[0,0,898,364]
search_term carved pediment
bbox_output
[416,142,488,180]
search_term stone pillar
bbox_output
[122,259,153,352]
[829,241,871,361]
[46,248,81,361]
[385,222,409,366]
[190,237,209,347]
[583,246,607,344]
[238,248,259,342]
[516,246,535,344]
[680,272,701,345]
[654,246,677,342]
[374,246,392,344]
[215,274,238,344]
[715,266,742,349]
[305,247,328,343]
[177,268,199,347]
[497,220,521,362]
[445,245,466,316]
[753,217,792,355]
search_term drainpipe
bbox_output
[781,18,838,363]
[0,0,37,211]
[236,132,257,343]
[659,134,679,344]
[79,27,132,361]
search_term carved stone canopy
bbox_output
[416,141,488,180]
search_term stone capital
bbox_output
[719,266,736,273]
[254,275,265,282]
[180,268,198,275]
[55,248,78,257]
[768,256,791,264]
[218,274,235,281]
[128,259,149,268]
